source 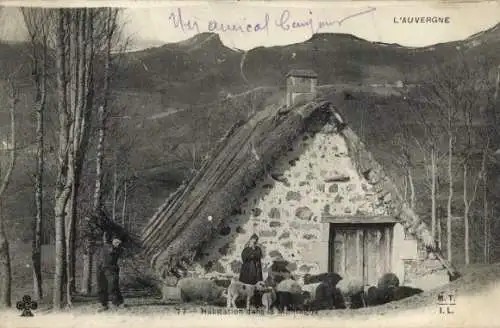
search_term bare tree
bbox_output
[21,7,52,301]
[412,132,447,247]
[53,8,70,309]
[455,57,490,266]
[121,177,128,227]
[482,64,500,264]
[411,54,488,262]
[461,139,489,265]
[404,81,449,249]
[0,73,20,308]
[82,7,121,295]
[391,132,416,210]
[112,162,118,220]
[52,7,105,308]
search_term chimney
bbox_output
[285,69,318,107]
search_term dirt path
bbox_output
[13,262,500,320]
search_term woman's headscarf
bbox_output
[245,233,259,247]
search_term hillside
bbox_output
[0,23,499,269]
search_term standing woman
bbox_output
[239,233,263,307]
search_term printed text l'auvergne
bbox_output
[393,16,451,24]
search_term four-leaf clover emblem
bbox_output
[16,295,37,317]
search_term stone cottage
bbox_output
[141,73,458,292]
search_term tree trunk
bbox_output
[0,222,11,308]
[54,196,68,308]
[81,105,104,294]
[431,148,437,244]
[67,8,94,302]
[82,8,116,294]
[65,176,78,304]
[113,162,117,221]
[437,211,442,250]
[487,211,490,265]
[494,65,500,129]
[408,168,415,210]
[53,9,70,309]
[0,79,17,308]
[32,31,47,303]
[402,175,408,202]
[447,132,453,263]
[64,9,80,307]
[483,176,488,264]
[121,180,127,227]
[463,163,470,266]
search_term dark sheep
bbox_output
[301,282,335,310]
[303,272,343,308]
[375,273,400,305]
[377,273,400,290]
[349,291,367,309]
[301,291,312,310]
[265,272,289,286]
[275,291,306,311]
[303,272,342,288]
[392,286,423,301]
[373,286,394,305]
[364,285,423,306]
[363,286,378,306]
[275,291,293,311]
[275,279,304,311]
[267,261,292,286]
[333,289,347,309]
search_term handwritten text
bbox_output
[168,7,377,36]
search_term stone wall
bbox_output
[403,256,450,290]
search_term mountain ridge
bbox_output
[126,20,500,54]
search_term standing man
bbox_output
[97,235,125,312]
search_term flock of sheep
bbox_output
[167,272,424,312]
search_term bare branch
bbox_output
[0,76,18,197]
[467,138,490,208]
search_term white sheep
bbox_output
[336,278,367,308]
[176,277,226,305]
[276,278,302,294]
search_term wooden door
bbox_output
[329,226,363,282]
[329,224,393,286]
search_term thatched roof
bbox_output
[140,100,459,279]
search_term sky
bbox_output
[0,1,499,51]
